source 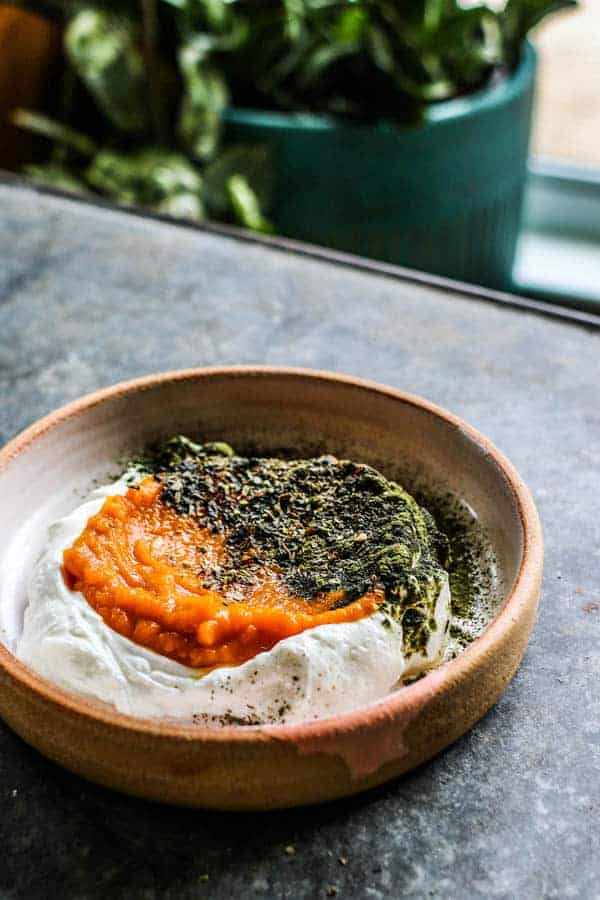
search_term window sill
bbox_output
[513,158,600,313]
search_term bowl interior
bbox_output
[0,370,523,660]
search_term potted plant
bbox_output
[4,0,575,288]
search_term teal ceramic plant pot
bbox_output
[225,44,536,289]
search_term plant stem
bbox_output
[139,0,167,144]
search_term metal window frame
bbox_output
[513,158,600,313]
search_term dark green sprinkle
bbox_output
[137,436,451,656]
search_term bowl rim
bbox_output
[0,365,543,745]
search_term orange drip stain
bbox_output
[62,477,382,668]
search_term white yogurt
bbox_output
[16,477,450,725]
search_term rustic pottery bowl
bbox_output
[0,367,542,810]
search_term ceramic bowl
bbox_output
[0,367,542,810]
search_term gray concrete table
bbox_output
[1,181,599,900]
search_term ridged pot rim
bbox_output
[224,43,535,135]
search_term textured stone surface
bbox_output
[0,183,598,900]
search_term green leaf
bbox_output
[11,109,96,156]
[296,41,356,88]
[162,0,235,31]
[503,0,577,32]
[366,24,396,75]
[203,143,272,216]
[334,5,369,45]
[254,32,313,100]
[283,0,307,41]
[423,0,444,33]
[226,174,273,233]
[177,35,229,160]
[86,147,204,219]
[192,0,231,31]
[24,164,90,194]
[156,192,206,220]
[185,30,217,63]
[501,0,577,61]
[65,8,149,134]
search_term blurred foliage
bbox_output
[65,9,149,131]
[11,0,575,228]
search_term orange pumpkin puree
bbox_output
[62,478,382,668]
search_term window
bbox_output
[532,1,600,168]
[513,2,600,312]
